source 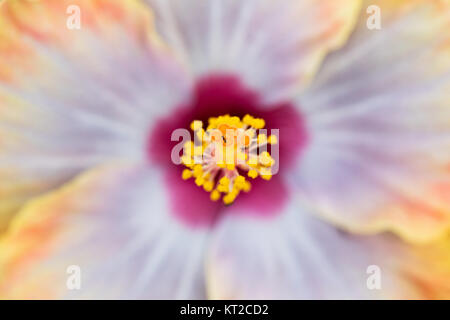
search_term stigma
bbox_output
[180,114,277,205]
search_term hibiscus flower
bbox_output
[0,0,449,299]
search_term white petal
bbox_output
[145,0,361,103]
[0,164,208,299]
[207,198,449,299]
[0,0,191,229]
[293,0,450,242]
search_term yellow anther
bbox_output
[230,116,241,125]
[208,117,217,127]
[194,146,203,157]
[196,128,205,141]
[210,190,221,201]
[243,114,254,126]
[193,165,203,177]
[226,163,235,171]
[234,175,246,189]
[182,169,193,180]
[235,175,245,184]
[180,114,275,204]
[248,170,258,179]
[181,155,193,166]
[247,155,259,167]
[259,152,274,167]
[219,176,230,187]
[268,135,278,145]
[260,167,272,180]
[203,180,214,192]
[183,141,194,155]
[223,192,238,205]
[195,176,205,186]
[217,176,230,192]
[223,196,232,205]
[217,184,228,193]
[252,118,265,129]
[191,120,203,131]
[257,134,267,145]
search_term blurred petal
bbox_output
[207,198,450,299]
[293,0,450,242]
[145,0,361,103]
[0,163,208,299]
[0,0,190,230]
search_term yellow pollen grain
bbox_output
[259,152,274,167]
[182,169,193,180]
[196,129,205,141]
[257,134,267,145]
[210,190,221,201]
[235,175,246,188]
[248,170,258,179]
[226,163,235,171]
[260,167,272,180]
[195,176,205,186]
[223,192,237,205]
[193,165,203,177]
[203,180,214,192]
[243,181,251,192]
[252,119,265,129]
[194,146,203,157]
[191,120,203,131]
[219,176,230,187]
[268,135,278,145]
[181,155,193,166]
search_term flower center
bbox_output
[180,114,278,205]
[150,74,308,227]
